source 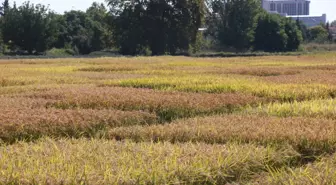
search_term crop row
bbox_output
[21,86,260,121]
[115,75,336,101]
[0,107,156,143]
[250,99,336,119]
[109,115,336,155]
[0,139,298,184]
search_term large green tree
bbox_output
[1,2,58,54]
[110,3,147,55]
[86,2,112,51]
[54,3,112,54]
[254,13,302,52]
[206,0,261,51]
[284,18,302,51]
[0,0,9,16]
[107,0,205,55]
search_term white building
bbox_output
[262,0,326,27]
[262,0,310,15]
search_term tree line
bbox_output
[0,0,334,56]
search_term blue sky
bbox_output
[12,0,336,22]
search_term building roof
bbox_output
[287,14,326,18]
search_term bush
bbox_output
[46,48,74,57]
[309,26,329,43]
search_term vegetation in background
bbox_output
[0,0,334,56]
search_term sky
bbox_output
[11,0,336,22]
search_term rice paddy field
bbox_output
[1,53,336,184]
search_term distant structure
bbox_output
[262,0,326,27]
[330,27,336,40]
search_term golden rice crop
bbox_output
[0,108,156,143]
[0,97,49,109]
[299,64,336,70]
[262,70,336,85]
[251,99,336,119]
[254,153,336,185]
[23,86,261,121]
[0,138,298,185]
[226,67,301,76]
[117,75,336,101]
[0,54,335,184]
[108,115,336,155]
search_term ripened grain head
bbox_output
[0,139,298,184]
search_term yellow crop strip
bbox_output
[117,75,336,101]
[0,139,298,184]
[251,99,336,119]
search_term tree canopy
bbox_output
[108,0,205,55]
[0,0,325,55]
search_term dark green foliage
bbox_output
[61,10,94,54]
[109,0,205,55]
[86,3,112,52]
[1,2,58,54]
[309,25,329,43]
[325,22,333,42]
[0,0,9,16]
[254,13,287,52]
[206,0,261,51]
[0,1,111,55]
[111,5,147,55]
[254,13,302,52]
[296,20,309,42]
[284,18,303,51]
[56,3,111,55]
